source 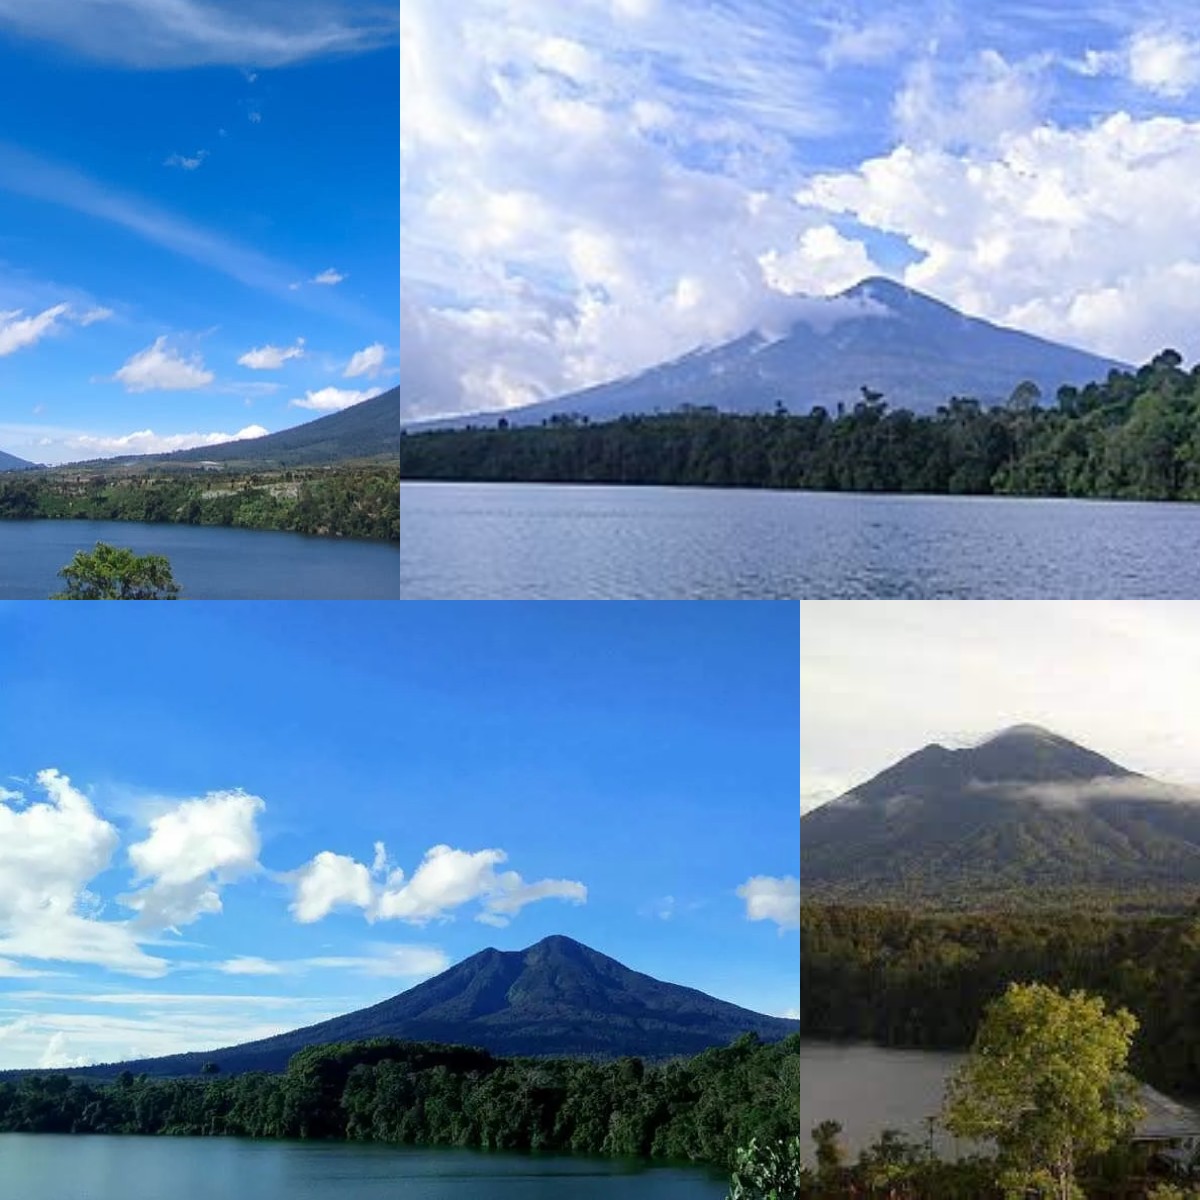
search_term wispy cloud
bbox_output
[0,0,399,69]
[0,302,111,356]
[164,149,209,170]
[237,338,305,369]
[312,268,346,285]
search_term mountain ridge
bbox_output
[801,725,1200,905]
[405,278,1125,428]
[26,935,798,1079]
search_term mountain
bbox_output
[801,725,1200,904]
[60,935,799,1079]
[0,447,35,472]
[419,279,1123,427]
[87,387,400,470]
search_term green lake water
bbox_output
[0,1134,730,1199]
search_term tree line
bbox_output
[0,1033,799,1171]
[0,465,399,542]
[801,901,1200,1095]
[399,351,1200,501]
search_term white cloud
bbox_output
[736,875,800,930]
[343,342,385,378]
[0,770,167,977]
[114,335,214,392]
[64,425,268,458]
[0,0,399,69]
[237,337,305,369]
[0,302,111,356]
[312,268,345,285]
[216,956,283,976]
[288,850,374,923]
[39,1031,90,1069]
[287,841,587,927]
[800,111,1200,362]
[1128,28,1200,98]
[289,385,382,411]
[0,958,60,978]
[123,790,265,932]
[248,110,263,124]
[164,149,208,170]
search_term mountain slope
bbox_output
[420,279,1124,427]
[63,935,799,1078]
[0,448,35,472]
[801,725,1200,903]
[91,387,400,469]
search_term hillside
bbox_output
[83,387,401,470]
[801,725,1200,904]
[0,447,35,472]
[411,279,1123,427]
[60,935,799,1078]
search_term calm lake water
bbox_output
[399,482,1200,598]
[0,1136,729,1199]
[0,520,399,599]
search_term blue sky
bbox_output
[0,2,397,464]
[0,603,799,1069]
[402,0,1200,420]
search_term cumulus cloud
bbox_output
[114,336,214,391]
[289,386,383,411]
[0,302,111,356]
[287,842,587,927]
[312,268,345,285]
[1128,28,1200,98]
[0,770,167,976]
[63,425,268,458]
[122,790,265,932]
[164,149,209,170]
[237,338,305,369]
[736,875,800,930]
[343,342,385,378]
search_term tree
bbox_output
[202,1062,220,1075]
[942,982,1142,1200]
[726,1136,807,1200]
[52,542,181,600]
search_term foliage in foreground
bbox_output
[800,901,1200,1094]
[0,1033,799,1169]
[52,542,180,600]
[943,983,1141,1200]
[0,465,398,542]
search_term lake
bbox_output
[399,482,1200,598]
[0,1135,730,1199]
[0,520,399,599]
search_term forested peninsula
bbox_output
[0,1033,798,1171]
[0,464,399,542]
[400,351,1200,502]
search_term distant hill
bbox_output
[801,725,1200,904]
[56,935,799,1078]
[413,279,1123,427]
[91,387,400,470]
[0,448,35,472]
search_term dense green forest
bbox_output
[800,902,1200,1094]
[0,1033,799,1170]
[400,350,1200,501]
[0,465,399,541]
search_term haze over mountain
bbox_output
[48,936,798,1079]
[801,724,1200,903]
[411,280,1125,428]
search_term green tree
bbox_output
[942,982,1142,1200]
[726,1136,807,1200]
[52,542,181,600]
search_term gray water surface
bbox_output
[399,482,1200,598]
[0,520,399,599]
[0,1136,729,1200]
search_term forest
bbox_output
[399,350,1200,501]
[800,902,1200,1094]
[0,464,399,541]
[0,1033,800,1170]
